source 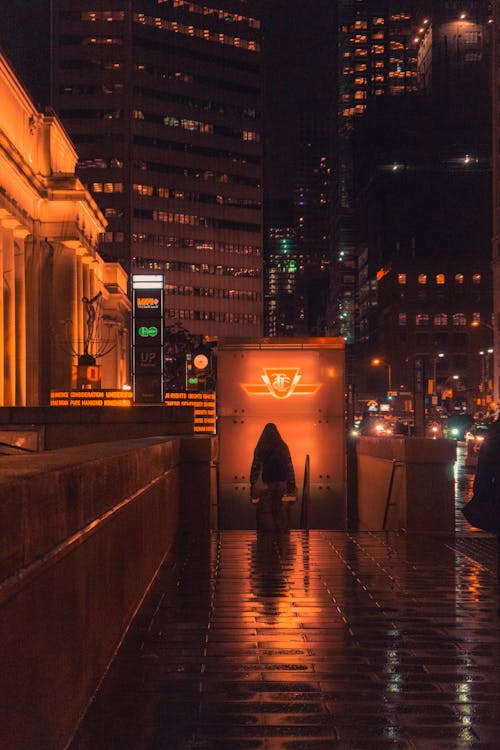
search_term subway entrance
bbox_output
[216,337,346,530]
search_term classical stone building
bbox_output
[0,50,130,405]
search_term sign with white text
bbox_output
[132,275,164,402]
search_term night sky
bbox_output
[0,0,51,107]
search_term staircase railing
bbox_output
[300,454,310,530]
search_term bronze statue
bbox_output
[82,292,102,355]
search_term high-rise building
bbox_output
[51,0,263,338]
[351,0,494,407]
[264,227,298,337]
[332,0,419,343]
[262,0,335,337]
[293,106,331,336]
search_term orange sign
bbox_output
[241,367,321,399]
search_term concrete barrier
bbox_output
[0,435,216,750]
[0,405,193,450]
[356,437,456,532]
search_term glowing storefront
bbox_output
[0,51,130,404]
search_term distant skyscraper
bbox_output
[262,0,335,337]
[332,0,419,343]
[264,227,298,337]
[51,0,263,338]
[351,0,493,403]
[293,106,331,335]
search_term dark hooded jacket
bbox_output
[249,423,296,494]
[473,419,500,497]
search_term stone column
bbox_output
[2,224,16,405]
[14,232,28,405]
[0,227,4,404]
[25,233,40,405]
[76,253,84,357]
[51,245,78,390]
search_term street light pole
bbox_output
[479,350,487,406]
[371,357,392,393]
[431,352,445,399]
[471,321,496,405]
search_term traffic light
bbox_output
[186,350,211,391]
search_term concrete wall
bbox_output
[356,437,457,532]
[0,405,193,450]
[0,435,215,750]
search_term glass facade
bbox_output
[52,0,263,337]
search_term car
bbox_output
[444,414,474,441]
[357,414,394,436]
[465,423,490,468]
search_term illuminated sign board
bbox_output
[135,296,161,313]
[50,390,133,407]
[132,275,164,402]
[136,324,159,340]
[165,391,216,433]
[135,348,162,375]
[241,367,322,399]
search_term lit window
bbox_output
[453,313,466,326]
[398,313,407,326]
[455,274,464,284]
[472,312,481,323]
[418,274,427,284]
[434,313,448,326]
[436,274,445,284]
[472,274,481,284]
[398,274,406,284]
[416,313,429,326]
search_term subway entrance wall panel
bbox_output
[217,338,346,529]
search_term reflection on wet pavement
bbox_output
[71,447,500,750]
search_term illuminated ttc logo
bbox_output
[241,367,321,399]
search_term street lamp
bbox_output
[479,348,494,405]
[471,320,494,332]
[371,357,392,392]
[431,352,445,396]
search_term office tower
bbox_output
[51,0,263,338]
[293,106,331,336]
[262,0,335,337]
[332,0,419,343]
[352,0,493,406]
[264,227,298,337]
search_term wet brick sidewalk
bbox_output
[71,527,500,750]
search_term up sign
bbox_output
[132,275,164,403]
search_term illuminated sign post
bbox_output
[132,275,164,403]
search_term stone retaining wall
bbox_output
[356,437,457,532]
[0,435,215,750]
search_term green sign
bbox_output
[138,325,158,338]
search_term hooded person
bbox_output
[249,423,296,532]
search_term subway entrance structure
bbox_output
[217,338,346,529]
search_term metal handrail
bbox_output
[383,459,404,529]
[300,454,310,530]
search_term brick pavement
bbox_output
[70,526,500,750]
